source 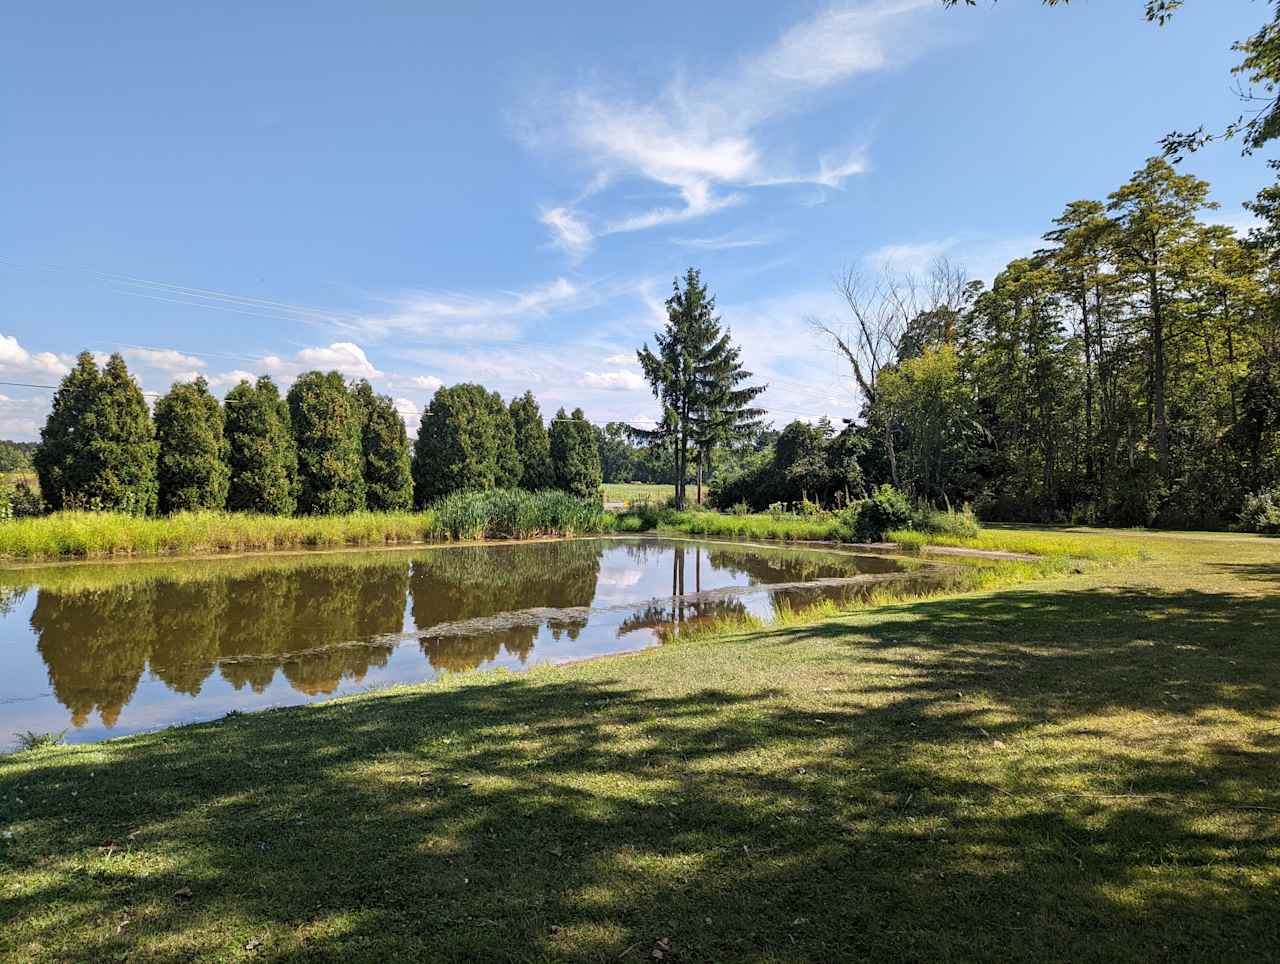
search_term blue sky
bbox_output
[1,0,1268,440]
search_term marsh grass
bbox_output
[658,508,843,542]
[0,491,610,561]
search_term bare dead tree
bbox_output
[809,257,971,488]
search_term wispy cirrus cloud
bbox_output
[354,277,587,341]
[673,230,778,251]
[529,1,936,255]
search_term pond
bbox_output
[0,537,927,748]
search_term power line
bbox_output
[1,256,859,406]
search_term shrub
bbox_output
[14,729,66,751]
[853,484,913,541]
[1239,487,1280,534]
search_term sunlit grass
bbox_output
[4,528,1278,960]
[0,491,609,561]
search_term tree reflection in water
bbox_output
[8,538,904,733]
[411,541,603,672]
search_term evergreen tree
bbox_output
[488,390,522,489]
[352,380,413,511]
[155,376,229,513]
[287,371,366,514]
[413,383,503,505]
[550,407,601,498]
[35,352,157,514]
[637,268,765,507]
[34,351,100,511]
[225,376,297,515]
[509,391,554,489]
[225,373,296,514]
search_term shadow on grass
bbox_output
[3,582,1280,961]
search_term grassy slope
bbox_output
[3,530,1280,962]
[600,482,691,505]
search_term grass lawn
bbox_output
[601,482,692,505]
[3,528,1280,961]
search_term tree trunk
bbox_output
[1149,270,1170,474]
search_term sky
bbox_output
[1,1,1271,440]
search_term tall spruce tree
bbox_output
[509,391,554,489]
[287,371,365,515]
[35,352,157,514]
[155,376,229,513]
[352,380,413,511]
[225,376,297,515]
[550,407,601,498]
[637,268,765,507]
[413,383,505,505]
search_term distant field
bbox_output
[0,470,37,491]
[601,482,695,505]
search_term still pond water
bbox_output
[0,537,921,748]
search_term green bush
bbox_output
[853,485,913,541]
[1239,487,1280,534]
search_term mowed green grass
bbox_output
[600,482,692,505]
[3,529,1280,961]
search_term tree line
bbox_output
[796,156,1280,527]
[33,354,602,515]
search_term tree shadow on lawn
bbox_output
[1207,562,1280,585]
[4,584,1280,962]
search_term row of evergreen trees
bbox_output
[33,352,602,516]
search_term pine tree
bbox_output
[352,380,413,511]
[155,376,229,513]
[413,383,502,505]
[225,376,297,515]
[287,371,366,514]
[509,391,554,489]
[550,407,601,498]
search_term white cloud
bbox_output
[673,231,776,250]
[541,207,594,259]
[207,369,259,389]
[262,341,381,380]
[602,352,638,366]
[356,277,584,341]
[580,370,647,391]
[406,374,444,392]
[1213,211,1264,237]
[866,239,960,276]
[393,397,422,435]
[123,347,207,371]
[866,235,1040,284]
[0,393,50,439]
[531,1,933,249]
[0,334,72,379]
